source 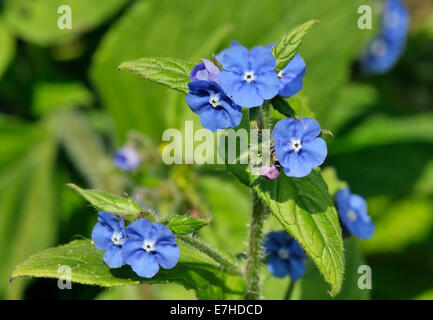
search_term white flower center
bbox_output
[290,138,302,152]
[111,232,124,246]
[243,71,256,83]
[277,70,284,79]
[278,248,290,260]
[209,94,220,108]
[142,240,156,253]
[370,39,387,57]
[347,209,357,222]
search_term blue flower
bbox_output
[272,117,327,178]
[335,188,375,239]
[263,231,307,280]
[190,59,220,83]
[216,43,279,108]
[186,80,242,131]
[92,212,126,268]
[382,0,409,43]
[360,0,409,75]
[113,145,141,171]
[277,54,306,97]
[123,218,180,278]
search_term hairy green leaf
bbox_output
[118,57,195,94]
[10,240,245,300]
[252,170,344,296]
[67,184,141,220]
[161,215,210,235]
[271,97,296,118]
[272,20,318,71]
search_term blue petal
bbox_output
[249,45,277,73]
[91,223,112,250]
[349,194,368,219]
[122,238,144,264]
[154,244,180,269]
[150,222,176,244]
[254,71,280,100]
[219,71,263,108]
[97,211,119,232]
[282,152,313,178]
[279,73,303,97]
[280,55,306,79]
[263,231,289,254]
[301,138,327,167]
[287,258,306,281]
[190,63,205,81]
[216,44,249,74]
[382,0,409,42]
[268,257,290,278]
[296,117,322,142]
[126,218,152,240]
[103,244,124,268]
[288,238,307,260]
[272,118,297,144]
[266,43,276,50]
[130,251,160,278]
[185,92,210,114]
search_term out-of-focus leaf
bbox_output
[32,82,93,116]
[11,240,246,300]
[67,184,142,220]
[362,197,433,254]
[0,119,58,299]
[3,0,128,46]
[95,286,141,300]
[298,237,370,300]
[253,170,344,296]
[331,114,433,154]
[161,215,210,235]
[118,57,194,94]
[0,22,15,80]
[272,19,318,71]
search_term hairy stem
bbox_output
[244,105,269,299]
[244,192,266,299]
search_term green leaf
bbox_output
[161,215,210,235]
[3,0,129,46]
[272,19,318,71]
[67,184,141,220]
[118,57,195,94]
[10,240,245,300]
[0,22,15,80]
[252,169,344,296]
[271,96,296,118]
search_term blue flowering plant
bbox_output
[360,0,409,74]
[11,20,375,300]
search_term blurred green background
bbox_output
[0,0,432,300]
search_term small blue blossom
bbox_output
[382,0,409,43]
[190,59,221,83]
[186,80,242,131]
[92,211,126,268]
[273,117,327,178]
[277,55,306,97]
[123,218,180,278]
[335,188,375,239]
[360,0,409,74]
[216,43,279,108]
[263,231,307,280]
[113,145,142,171]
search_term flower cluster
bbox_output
[335,188,375,239]
[361,0,409,74]
[263,231,307,280]
[91,212,180,278]
[186,41,306,132]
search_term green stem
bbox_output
[244,105,270,300]
[177,235,242,276]
[244,192,267,299]
[284,280,296,300]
